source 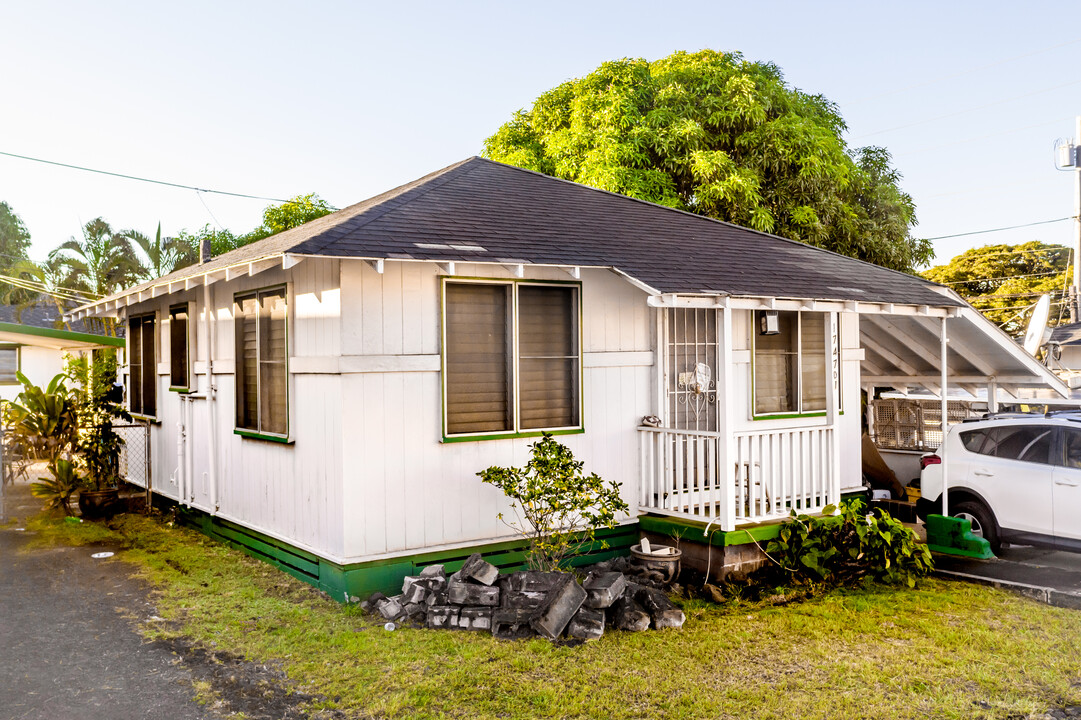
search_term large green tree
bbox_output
[49,218,139,298]
[0,201,32,270]
[484,50,929,273]
[921,241,1070,335]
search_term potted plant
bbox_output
[67,352,130,519]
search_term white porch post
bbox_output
[719,305,736,531]
[825,313,841,509]
[940,316,950,517]
[987,378,999,414]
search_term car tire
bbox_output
[952,500,1001,553]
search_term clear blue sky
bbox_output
[2,0,1079,271]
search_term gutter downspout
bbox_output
[204,279,219,513]
[940,316,949,518]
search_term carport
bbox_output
[858,299,1070,514]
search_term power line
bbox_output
[939,270,1066,285]
[923,217,1077,241]
[0,149,292,204]
[930,245,1070,261]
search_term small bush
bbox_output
[478,433,629,572]
[762,499,933,589]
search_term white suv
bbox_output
[918,412,1081,553]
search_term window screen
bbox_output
[800,313,826,412]
[235,287,288,436]
[754,311,832,416]
[0,346,17,383]
[518,285,579,430]
[129,314,156,416]
[443,281,581,437]
[754,311,797,415]
[170,304,189,389]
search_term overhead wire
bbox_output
[938,270,1065,285]
[0,149,293,204]
[923,217,1077,241]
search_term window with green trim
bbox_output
[169,304,190,390]
[0,345,18,383]
[753,310,830,416]
[443,280,581,438]
[128,313,157,416]
[234,287,288,436]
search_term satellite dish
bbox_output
[1023,294,1052,356]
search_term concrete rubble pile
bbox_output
[361,553,685,641]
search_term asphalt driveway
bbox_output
[0,480,211,720]
[934,543,1081,609]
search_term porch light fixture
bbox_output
[760,310,780,335]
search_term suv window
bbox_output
[960,429,987,452]
[1062,428,1081,469]
[968,425,1053,464]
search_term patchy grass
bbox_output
[29,511,1081,719]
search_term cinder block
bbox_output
[460,553,500,586]
[610,595,650,632]
[419,564,446,579]
[426,605,459,629]
[447,579,500,606]
[376,596,403,620]
[500,571,563,610]
[458,607,494,632]
[583,571,627,609]
[492,608,535,640]
[566,607,605,640]
[530,574,586,640]
[636,587,685,629]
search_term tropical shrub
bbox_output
[67,351,130,491]
[30,459,84,515]
[478,434,630,572]
[5,371,79,464]
[763,498,933,589]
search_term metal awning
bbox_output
[0,322,125,351]
[860,306,1068,399]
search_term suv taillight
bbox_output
[920,455,942,470]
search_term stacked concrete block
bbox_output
[365,560,686,641]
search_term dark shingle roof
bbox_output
[102,157,960,308]
[1050,323,1081,346]
[0,301,107,335]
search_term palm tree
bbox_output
[0,257,96,328]
[122,222,189,282]
[49,218,141,335]
[49,218,140,297]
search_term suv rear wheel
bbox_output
[952,500,1001,553]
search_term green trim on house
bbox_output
[440,428,585,444]
[0,321,125,347]
[638,514,784,547]
[164,497,638,601]
[752,411,827,421]
[234,428,293,444]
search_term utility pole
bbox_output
[1057,118,1081,323]
[1075,115,1081,324]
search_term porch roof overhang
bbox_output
[859,306,1068,399]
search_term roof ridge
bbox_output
[472,156,939,289]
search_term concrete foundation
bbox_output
[641,529,769,582]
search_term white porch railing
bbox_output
[638,425,837,529]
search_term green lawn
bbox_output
[24,512,1081,719]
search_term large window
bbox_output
[169,304,191,391]
[753,310,831,417]
[129,313,157,417]
[234,287,288,437]
[443,280,581,439]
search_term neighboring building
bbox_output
[0,302,124,401]
[69,157,1068,598]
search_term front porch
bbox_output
[633,294,1069,537]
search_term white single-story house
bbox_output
[0,302,124,402]
[69,158,1068,597]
